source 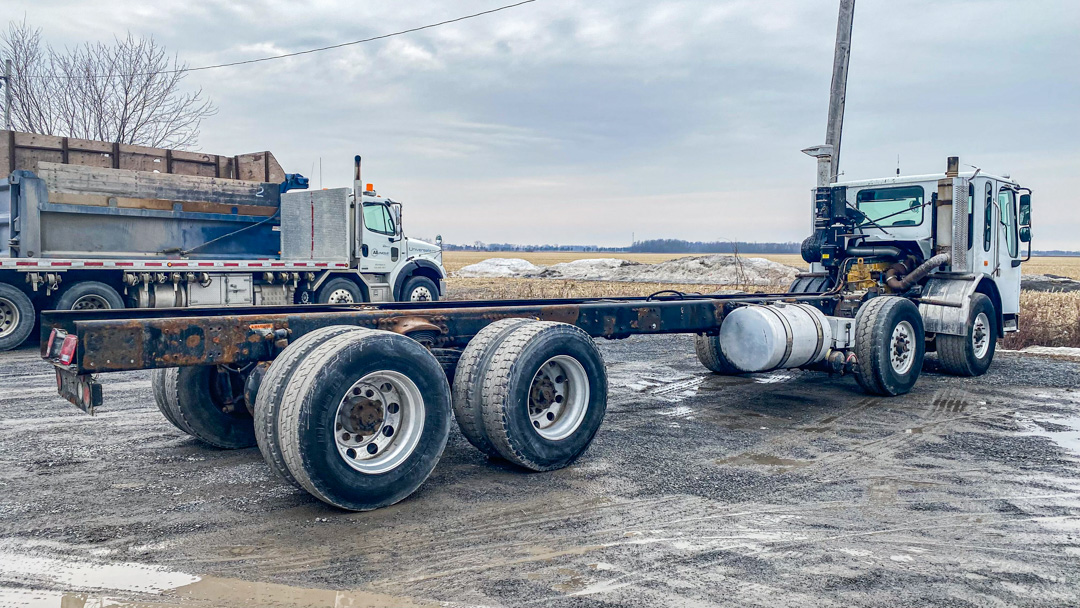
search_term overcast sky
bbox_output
[12,0,1080,248]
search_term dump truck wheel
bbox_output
[0,283,35,351]
[479,321,607,471]
[937,293,997,377]
[165,366,257,449]
[316,278,363,304]
[451,318,533,458]
[277,330,451,511]
[254,326,368,489]
[853,296,925,396]
[55,281,124,311]
[694,333,741,375]
[402,276,439,302]
[151,368,188,433]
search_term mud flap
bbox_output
[55,368,102,414]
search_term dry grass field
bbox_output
[443,252,1080,348]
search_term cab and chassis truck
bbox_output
[38,0,1034,511]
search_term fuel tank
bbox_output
[719,302,833,372]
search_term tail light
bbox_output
[59,334,79,366]
[46,329,59,355]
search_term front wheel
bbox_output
[853,296,925,396]
[401,275,439,302]
[316,278,363,304]
[937,293,997,377]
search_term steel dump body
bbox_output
[42,291,834,376]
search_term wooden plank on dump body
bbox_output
[37,162,281,207]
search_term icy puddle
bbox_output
[1017,414,1080,455]
[0,550,436,608]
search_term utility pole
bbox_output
[2,60,11,131]
[802,0,856,187]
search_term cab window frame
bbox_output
[363,202,396,236]
[854,185,926,228]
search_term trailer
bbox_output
[37,0,1034,512]
[0,132,447,350]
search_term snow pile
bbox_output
[1021,274,1080,293]
[455,258,542,278]
[456,255,800,286]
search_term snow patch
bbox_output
[455,255,800,286]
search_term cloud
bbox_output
[9,0,1080,248]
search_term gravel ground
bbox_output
[1,338,1079,607]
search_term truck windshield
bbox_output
[855,186,924,227]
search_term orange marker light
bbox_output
[366,183,374,191]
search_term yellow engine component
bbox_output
[845,259,891,291]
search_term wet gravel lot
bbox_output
[1,336,1079,607]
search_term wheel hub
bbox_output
[328,289,355,304]
[410,286,432,302]
[71,295,110,310]
[527,356,589,441]
[334,371,425,474]
[889,321,915,375]
[972,312,990,359]
[0,298,17,338]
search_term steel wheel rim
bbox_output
[972,312,990,359]
[0,297,19,338]
[328,289,355,304]
[890,320,915,375]
[528,355,589,441]
[334,370,425,474]
[409,286,433,302]
[70,294,112,310]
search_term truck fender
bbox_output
[918,276,1000,337]
[393,259,446,300]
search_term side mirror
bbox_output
[1019,193,1031,243]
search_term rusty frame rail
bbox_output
[42,293,838,375]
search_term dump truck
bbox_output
[0,132,446,350]
[38,0,1032,512]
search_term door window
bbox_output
[363,203,395,235]
[983,183,994,252]
[999,188,1018,258]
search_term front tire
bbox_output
[277,330,452,511]
[937,293,997,377]
[853,296,925,396]
[401,275,439,302]
[0,283,35,351]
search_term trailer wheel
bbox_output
[0,283,35,351]
[164,366,257,449]
[151,368,189,433]
[277,330,451,511]
[479,321,607,471]
[254,326,368,488]
[55,281,124,311]
[852,296,925,396]
[452,318,533,458]
[401,275,439,302]
[694,333,741,375]
[316,278,363,304]
[936,293,997,377]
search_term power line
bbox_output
[23,0,539,80]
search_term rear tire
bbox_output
[401,275,439,302]
[853,296,925,396]
[277,330,452,511]
[694,333,741,375]
[165,366,257,448]
[452,318,533,458]
[937,293,997,377]
[55,281,124,311]
[316,278,363,304]
[0,283,35,351]
[151,368,187,433]
[254,326,368,488]
[479,321,607,471]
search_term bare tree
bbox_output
[2,20,215,149]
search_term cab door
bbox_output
[995,186,1021,315]
[360,202,398,273]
